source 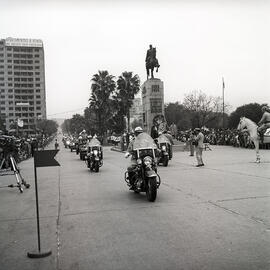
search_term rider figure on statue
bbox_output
[258,105,270,143]
[145,44,160,79]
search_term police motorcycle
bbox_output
[76,136,88,160]
[124,132,161,202]
[85,138,103,172]
[157,134,171,166]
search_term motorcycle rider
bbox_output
[163,130,174,159]
[258,106,270,143]
[125,126,143,189]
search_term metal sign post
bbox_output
[27,150,60,259]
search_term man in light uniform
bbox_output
[258,106,270,143]
[125,127,143,188]
[193,128,205,167]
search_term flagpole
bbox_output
[222,77,225,129]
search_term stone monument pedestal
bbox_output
[141,78,165,134]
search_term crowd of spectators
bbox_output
[177,128,270,149]
[0,130,55,168]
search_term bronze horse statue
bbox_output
[146,46,160,79]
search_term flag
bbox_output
[34,150,60,168]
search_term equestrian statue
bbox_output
[145,44,160,79]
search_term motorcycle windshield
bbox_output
[88,138,101,147]
[157,134,171,145]
[133,133,157,150]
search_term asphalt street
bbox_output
[0,138,270,270]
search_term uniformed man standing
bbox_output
[193,128,205,167]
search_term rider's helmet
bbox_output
[262,105,268,112]
[134,126,143,136]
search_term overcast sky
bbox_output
[1,0,269,118]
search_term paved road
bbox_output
[0,139,270,270]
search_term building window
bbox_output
[8,83,12,86]
[36,84,40,87]
[35,72,40,75]
[8,89,13,93]
[36,78,40,81]
[35,60,40,63]
[8,95,13,98]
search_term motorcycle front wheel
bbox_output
[146,177,157,202]
[163,156,169,167]
[95,161,99,172]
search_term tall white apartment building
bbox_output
[0,37,46,133]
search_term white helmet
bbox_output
[134,126,143,134]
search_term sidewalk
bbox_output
[0,145,59,270]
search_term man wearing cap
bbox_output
[125,127,143,189]
[258,106,270,143]
[193,128,204,167]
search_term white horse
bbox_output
[237,117,261,163]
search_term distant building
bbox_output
[0,37,46,133]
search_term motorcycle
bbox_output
[86,138,103,172]
[157,134,171,166]
[124,133,161,202]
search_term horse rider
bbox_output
[258,105,270,142]
[145,44,160,70]
[125,126,144,189]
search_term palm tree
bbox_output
[89,70,116,137]
[115,72,140,133]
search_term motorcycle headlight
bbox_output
[66,141,70,145]
[143,156,152,166]
[162,145,166,151]
[137,158,142,165]
[93,150,98,155]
